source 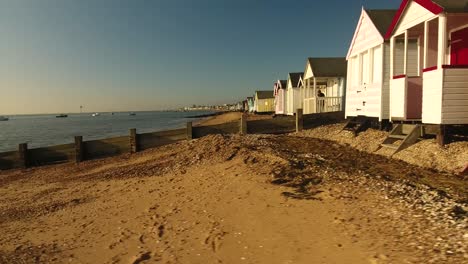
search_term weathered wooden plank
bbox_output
[0,151,20,170]
[75,136,84,163]
[303,111,345,128]
[247,117,295,134]
[186,122,193,140]
[240,114,247,135]
[139,129,186,150]
[296,109,303,132]
[142,128,187,138]
[130,129,138,153]
[84,136,130,159]
[444,88,468,94]
[28,143,75,166]
[19,143,29,168]
[193,122,239,138]
[443,100,468,107]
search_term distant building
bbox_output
[247,97,255,113]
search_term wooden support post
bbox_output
[18,143,28,168]
[437,125,446,146]
[240,114,247,135]
[296,108,303,133]
[186,122,193,140]
[404,30,408,75]
[437,14,447,69]
[130,128,138,153]
[74,136,84,163]
[423,20,429,69]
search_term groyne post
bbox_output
[240,114,247,135]
[186,122,193,140]
[296,109,303,132]
[18,143,28,168]
[74,136,84,163]
[130,128,138,153]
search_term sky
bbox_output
[0,0,402,115]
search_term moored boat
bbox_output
[0,116,8,121]
[92,113,100,117]
[56,114,68,118]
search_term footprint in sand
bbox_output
[130,252,151,264]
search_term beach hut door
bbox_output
[359,51,370,115]
[450,27,468,65]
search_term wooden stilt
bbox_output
[437,125,446,146]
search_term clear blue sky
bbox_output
[0,0,402,114]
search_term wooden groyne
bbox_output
[0,111,344,170]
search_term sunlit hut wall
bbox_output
[346,9,397,124]
[274,80,288,115]
[255,91,275,113]
[286,72,303,115]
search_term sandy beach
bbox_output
[195,112,272,126]
[1,113,467,264]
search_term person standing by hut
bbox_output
[317,89,325,112]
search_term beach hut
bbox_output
[286,72,303,115]
[254,91,275,113]
[386,0,468,125]
[302,58,347,114]
[377,0,468,149]
[274,80,288,115]
[345,9,397,127]
[247,97,255,113]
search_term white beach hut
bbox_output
[286,72,303,115]
[372,0,468,150]
[386,0,468,125]
[302,58,347,114]
[346,9,397,127]
[274,80,288,115]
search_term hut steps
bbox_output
[379,124,421,155]
[341,116,371,136]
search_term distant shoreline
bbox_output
[186,111,225,119]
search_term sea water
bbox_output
[0,111,213,152]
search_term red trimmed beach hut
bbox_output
[386,0,468,124]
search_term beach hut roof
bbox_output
[288,73,303,87]
[278,80,287,89]
[306,58,347,77]
[384,0,468,39]
[432,0,468,12]
[365,9,398,36]
[255,91,274,99]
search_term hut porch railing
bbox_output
[304,96,343,114]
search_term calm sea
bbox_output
[0,111,213,152]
